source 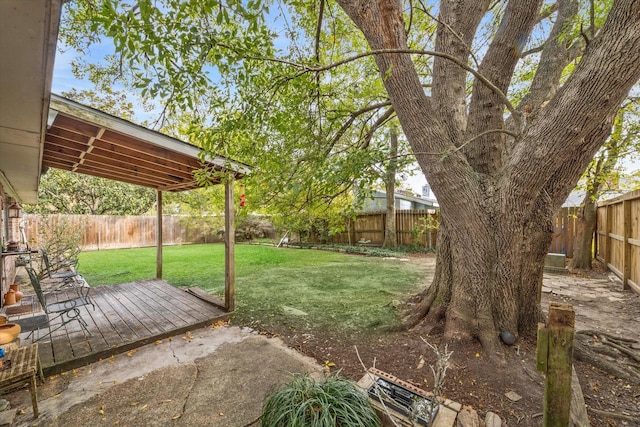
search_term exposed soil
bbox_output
[241,255,640,427]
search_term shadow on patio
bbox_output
[7,280,228,376]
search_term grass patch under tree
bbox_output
[78,244,430,332]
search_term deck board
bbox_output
[15,280,229,376]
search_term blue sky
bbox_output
[50,3,637,195]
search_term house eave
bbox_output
[0,0,62,203]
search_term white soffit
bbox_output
[0,0,62,203]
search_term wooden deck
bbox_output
[12,280,229,375]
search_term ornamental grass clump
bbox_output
[261,373,381,427]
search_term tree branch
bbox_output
[325,102,392,156]
[538,2,559,23]
[448,128,520,156]
[520,44,545,58]
[314,0,325,65]
[238,47,519,130]
[417,0,480,68]
[360,107,396,150]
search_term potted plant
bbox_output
[261,373,381,427]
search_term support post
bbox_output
[537,303,576,427]
[224,176,235,312]
[156,190,163,279]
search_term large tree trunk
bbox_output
[571,191,598,270]
[337,0,640,350]
[403,195,554,350]
[383,127,398,248]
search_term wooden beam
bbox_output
[156,190,163,280]
[224,176,235,312]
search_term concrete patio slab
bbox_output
[5,325,323,427]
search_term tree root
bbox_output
[577,330,637,343]
[587,408,640,423]
[574,331,640,384]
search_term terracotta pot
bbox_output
[0,323,21,345]
[3,290,16,306]
[9,284,23,303]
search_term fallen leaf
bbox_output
[140,404,148,410]
[130,402,139,407]
[417,356,425,370]
[172,414,182,420]
[18,409,25,415]
[155,340,163,345]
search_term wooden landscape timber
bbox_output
[537,303,580,427]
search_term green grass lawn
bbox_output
[78,244,431,332]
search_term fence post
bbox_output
[623,200,631,290]
[604,205,612,268]
[537,302,575,427]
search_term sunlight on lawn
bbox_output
[78,244,432,332]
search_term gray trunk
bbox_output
[383,127,398,248]
[571,191,598,270]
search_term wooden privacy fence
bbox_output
[549,207,579,258]
[595,190,640,295]
[23,214,222,251]
[330,210,440,248]
[23,207,580,255]
[328,207,579,255]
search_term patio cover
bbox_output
[44,95,248,311]
[45,94,250,191]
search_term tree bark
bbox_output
[337,0,640,350]
[571,191,598,270]
[383,127,398,248]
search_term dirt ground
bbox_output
[245,255,640,427]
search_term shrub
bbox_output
[261,373,381,427]
[32,215,86,278]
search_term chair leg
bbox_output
[64,308,93,338]
[30,372,39,418]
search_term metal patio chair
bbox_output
[40,248,84,289]
[24,267,94,342]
